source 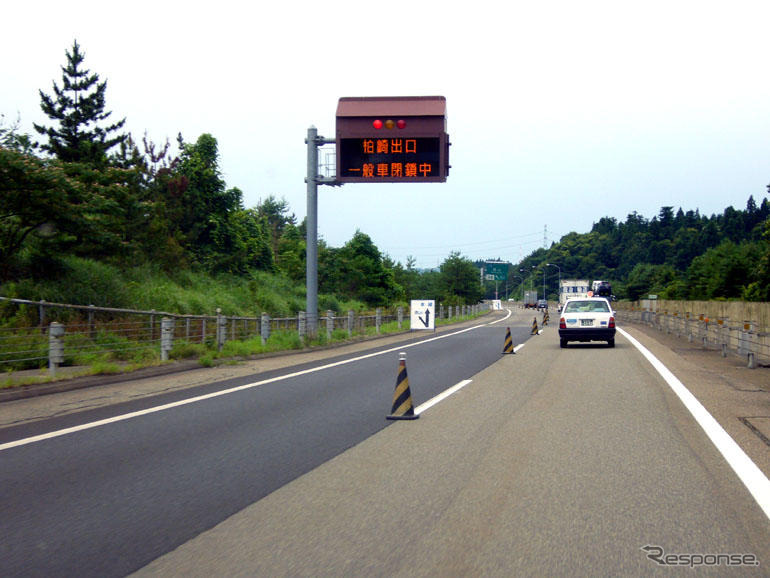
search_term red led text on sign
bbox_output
[361,139,418,155]
[339,137,440,181]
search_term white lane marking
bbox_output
[414,339,527,415]
[415,380,473,414]
[486,307,513,325]
[1,318,506,452]
[618,327,770,521]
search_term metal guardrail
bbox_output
[0,297,488,376]
[616,309,769,369]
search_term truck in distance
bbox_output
[559,279,590,310]
[524,290,538,308]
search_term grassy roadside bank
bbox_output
[1,313,487,392]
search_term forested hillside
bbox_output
[0,41,483,314]
[2,41,768,314]
[507,196,770,302]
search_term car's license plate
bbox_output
[581,319,593,326]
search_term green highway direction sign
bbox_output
[485,262,508,282]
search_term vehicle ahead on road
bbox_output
[558,297,616,348]
[536,299,548,310]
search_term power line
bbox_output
[381,230,542,252]
[383,238,543,262]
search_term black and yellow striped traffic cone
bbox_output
[542,310,549,326]
[531,317,539,335]
[502,327,515,354]
[387,353,419,420]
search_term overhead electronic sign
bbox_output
[335,96,449,183]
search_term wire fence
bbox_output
[616,308,769,368]
[0,297,487,377]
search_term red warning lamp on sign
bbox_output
[372,119,408,130]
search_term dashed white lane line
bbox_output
[415,380,473,414]
[415,333,527,415]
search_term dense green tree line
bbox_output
[9,41,764,309]
[1,41,483,310]
[504,196,770,302]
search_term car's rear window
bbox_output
[563,300,610,313]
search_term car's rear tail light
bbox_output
[559,317,566,329]
[609,316,615,328]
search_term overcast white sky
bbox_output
[4,1,769,268]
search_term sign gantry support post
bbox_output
[305,126,338,339]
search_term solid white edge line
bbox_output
[618,327,770,521]
[485,307,513,325]
[415,380,473,414]
[2,315,510,452]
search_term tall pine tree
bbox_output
[34,40,126,165]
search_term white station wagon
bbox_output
[558,297,616,348]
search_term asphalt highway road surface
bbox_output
[1,307,768,576]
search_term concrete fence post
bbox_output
[376,308,382,334]
[745,321,757,369]
[326,310,334,340]
[397,306,403,329]
[717,318,727,357]
[216,308,226,351]
[160,317,174,361]
[261,313,270,345]
[48,322,65,377]
[298,311,306,339]
[738,323,747,357]
[347,310,354,337]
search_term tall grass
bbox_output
[1,257,313,317]
[0,256,488,386]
